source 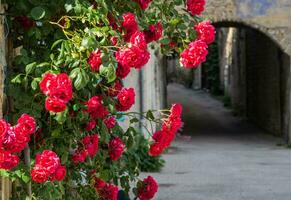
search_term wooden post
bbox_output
[0,2,11,200]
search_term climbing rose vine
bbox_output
[2,0,215,199]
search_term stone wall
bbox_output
[245,29,282,135]
[204,0,291,54]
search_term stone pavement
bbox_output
[142,83,291,200]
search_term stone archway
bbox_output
[203,0,291,55]
[197,20,291,142]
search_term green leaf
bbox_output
[11,74,22,84]
[54,109,68,124]
[31,78,41,90]
[21,174,30,183]
[130,118,139,124]
[25,62,37,75]
[146,110,155,120]
[74,69,89,90]
[51,128,61,137]
[30,6,46,20]
[99,169,111,182]
[100,64,116,83]
[160,38,170,45]
[51,39,64,50]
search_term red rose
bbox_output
[17,114,36,135]
[85,119,96,131]
[133,0,153,10]
[137,176,158,200]
[108,137,125,161]
[103,117,116,129]
[0,119,9,142]
[31,165,49,183]
[72,150,88,164]
[84,96,109,118]
[195,21,216,44]
[0,151,20,170]
[122,12,139,41]
[180,40,208,68]
[87,50,102,72]
[49,86,72,104]
[186,0,206,16]
[130,31,147,49]
[45,97,67,113]
[144,22,163,43]
[39,73,57,96]
[15,16,35,30]
[51,165,66,181]
[82,134,99,158]
[116,64,131,79]
[99,183,119,200]
[116,88,135,111]
[40,73,72,112]
[170,103,183,118]
[35,150,61,175]
[3,126,29,153]
[94,178,107,190]
[116,46,150,69]
[108,80,123,97]
[149,142,165,157]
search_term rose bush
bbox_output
[1,0,215,199]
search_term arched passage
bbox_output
[166,21,291,142]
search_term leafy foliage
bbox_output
[3,0,202,199]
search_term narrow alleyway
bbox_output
[144,83,291,200]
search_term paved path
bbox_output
[143,83,291,200]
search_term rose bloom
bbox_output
[16,114,36,135]
[133,0,153,10]
[85,96,109,118]
[72,149,88,164]
[31,165,50,183]
[186,0,206,16]
[87,50,102,72]
[108,80,123,97]
[137,176,158,200]
[94,177,107,190]
[144,22,163,43]
[108,137,125,161]
[40,73,72,104]
[2,126,30,153]
[51,165,66,181]
[180,40,208,68]
[99,183,119,200]
[35,150,61,175]
[39,73,58,96]
[116,88,135,111]
[0,151,20,170]
[0,119,9,142]
[149,141,165,157]
[122,12,139,41]
[85,119,96,131]
[130,31,147,49]
[103,116,116,129]
[148,130,169,156]
[116,64,131,79]
[195,21,216,44]
[15,16,35,30]
[82,134,99,158]
[45,97,67,113]
[116,46,150,69]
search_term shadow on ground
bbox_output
[142,83,291,200]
